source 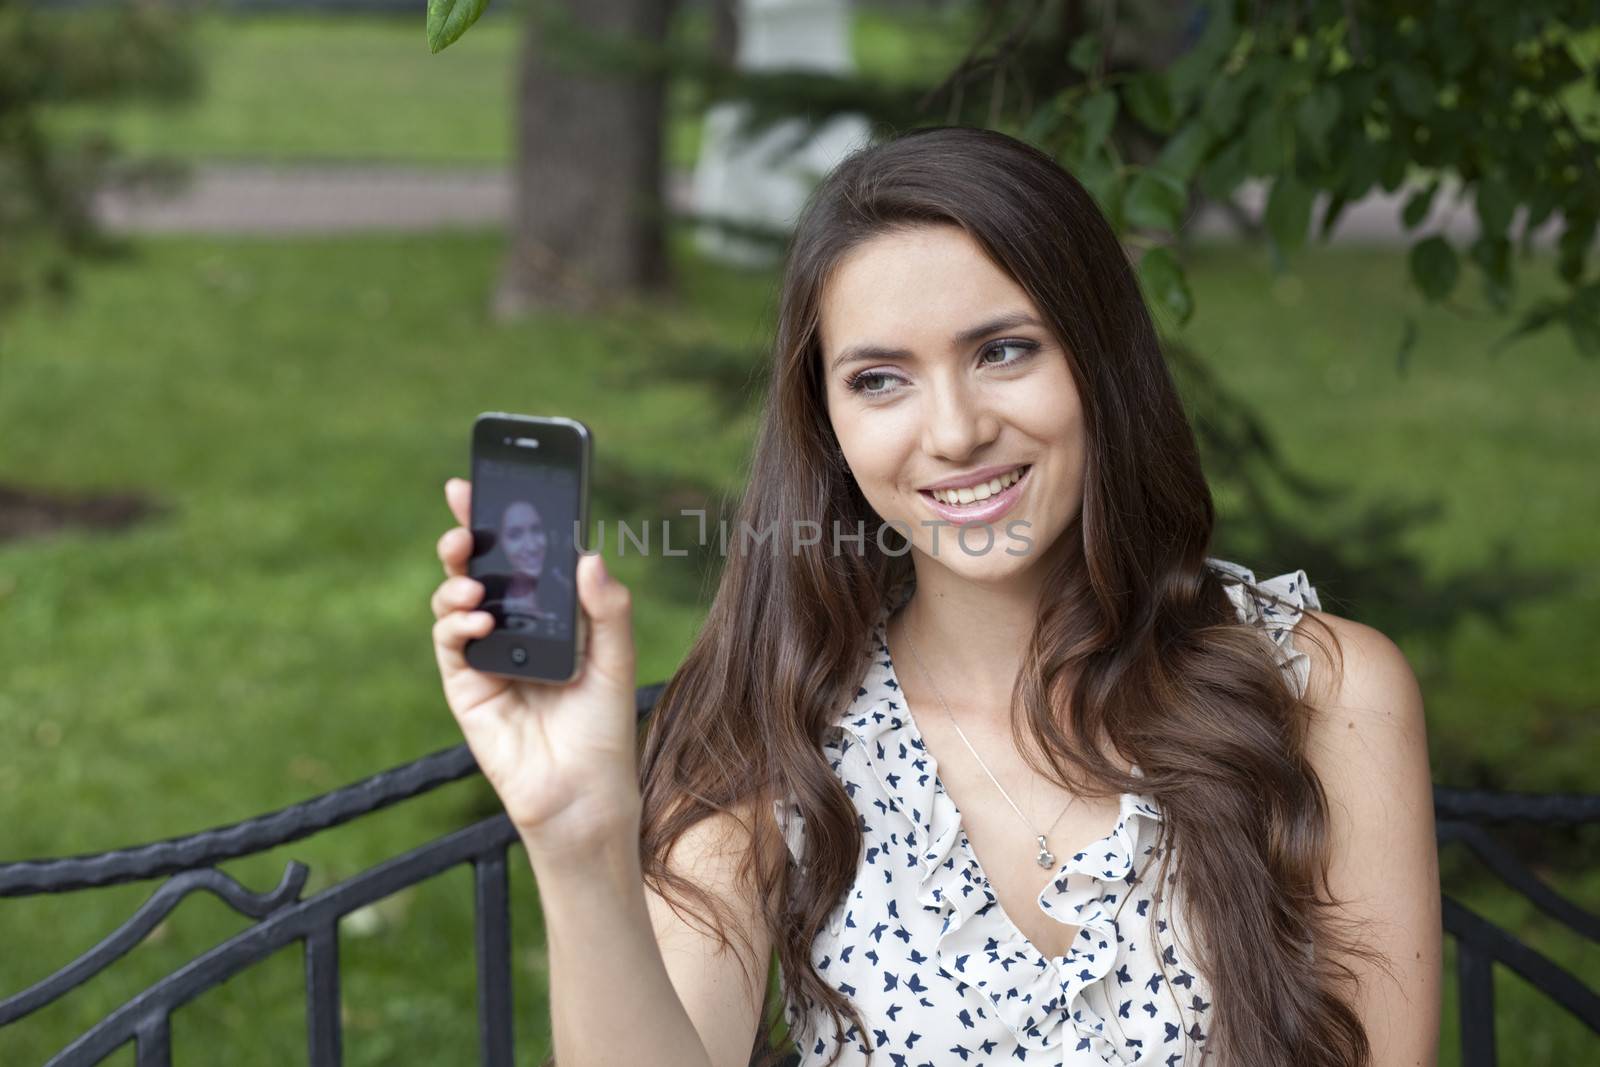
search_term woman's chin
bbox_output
[910,543,1027,581]
[902,523,1065,583]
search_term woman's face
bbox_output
[819,223,1088,582]
[501,500,547,577]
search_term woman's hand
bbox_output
[430,477,642,857]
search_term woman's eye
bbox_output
[980,340,1037,367]
[847,371,899,395]
[846,340,1036,396]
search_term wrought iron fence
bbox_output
[2,681,1595,1067]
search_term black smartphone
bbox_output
[464,413,591,683]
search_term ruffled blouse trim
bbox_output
[1205,556,1322,699]
[828,590,1165,1059]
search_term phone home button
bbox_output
[509,646,528,666]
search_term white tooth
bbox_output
[933,469,1025,505]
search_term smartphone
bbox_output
[464,413,591,683]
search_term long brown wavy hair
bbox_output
[636,125,1382,1067]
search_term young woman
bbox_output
[429,127,1441,1067]
[480,498,576,633]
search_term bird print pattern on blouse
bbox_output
[771,557,1321,1066]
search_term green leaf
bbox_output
[1265,175,1314,256]
[1138,245,1194,326]
[1557,215,1596,284]
[1389,67,1435,118]
[1401,180,1438,230]
[1155,120,1213,182]
[1567,305,1600,358]
[1166,0,1236,104]
[1564,25,1600,73]
[1197,139,1248,200]
[1394,315,1418,377]
[1123,72,1177,134]
[1469,234,1513,311]
[1378,142,1409,192]
[1339,70,1379,117]
[1294,85,1341,166]
[1201,73,1248,135]
[1409,235,1459,301]
[1474,175,1514,239]
[1074,148,1124,231]
[1489,298,1564,354]
[1068,34,1100,75]
[1024,92,1071,144]
[1078,90,1118,155]
[1522,183,1557,235]
[1337,135,1381,199]
[1124,167,1188,232]
[1318,190,1350,239]
[1244,105,1292,174]
[427,0,492,54]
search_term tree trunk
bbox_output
[711,0,738,67]
[492,0,677,318]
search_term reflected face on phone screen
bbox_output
[502,501,548,577]
[472,458,578,641]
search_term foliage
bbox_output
[437,0,1600,360]
[427,0,492,55]
[1011,1,1600,361]
[0,0,199,327]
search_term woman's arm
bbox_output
[431,485,765,1066]
[530,797,776,1067]
[1299,611,1443,1067]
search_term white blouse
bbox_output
[772,558,1320,1065]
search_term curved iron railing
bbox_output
[1,680,1594,1067]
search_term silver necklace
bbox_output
[900,620,1076,869]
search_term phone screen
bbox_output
[466,414,589,682]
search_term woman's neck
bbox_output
[893,559,1047,725]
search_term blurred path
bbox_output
[93,164,518,234]
[93,162,1571,248]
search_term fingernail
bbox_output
[594,554,613,586]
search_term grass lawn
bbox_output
[0,233,1595,1064]
[39,5,975,169]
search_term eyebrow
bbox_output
[828,311,1045,373]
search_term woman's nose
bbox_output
[922,378,999,459]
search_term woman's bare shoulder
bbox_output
[1293,608,1424,729]
[1289,614,1442,1062]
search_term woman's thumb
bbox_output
[578,552,635,684]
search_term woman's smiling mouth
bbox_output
[917,463,1031,524]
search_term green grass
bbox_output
[39,5,976,169]
[0,232,771,1065]
[43,12,522,165]
[0,233,1595,1064]
[1174,244,1600,793]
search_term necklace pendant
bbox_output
[1035,835,1054,869]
